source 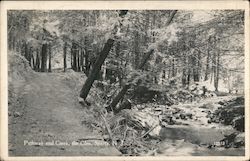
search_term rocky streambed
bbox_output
[122,95,245,156]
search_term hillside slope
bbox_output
[8,53,120,156]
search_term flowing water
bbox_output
[156,96,245,156]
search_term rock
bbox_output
[234,97,244,105]
[232,116,244,132]
[154,107,162,112]
[150,125,162,136]
[120,109,161,137]
[180,113,186,120]
[220,132,238,148]
[234,141,244,148]
[234,133,245,147]
[208,96,244,131]
[103,134,110,141]
[186,113,192,119]
[218,101,225,105]
[14,112,21,117]
[199,103,214,109]
[214,119,220,123]
[78,97,85,104]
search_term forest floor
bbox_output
[8,54,121,156]
[8,53,245,156]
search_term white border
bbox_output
[0,1,249,161]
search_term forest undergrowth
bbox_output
[81,79,245,156]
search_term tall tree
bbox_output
[40,43,48,72]
[63,41,67,72]
[107,10,178,113]
[48,44,52,72]
[79,10,128,101]
[204,36,211,81]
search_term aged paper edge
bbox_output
[0,1,249,161]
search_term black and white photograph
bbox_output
[1,1,249,159]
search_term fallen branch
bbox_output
[139,125,158,139]
[100,112,115,146]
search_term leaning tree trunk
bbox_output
[107,10,178,113]
[79,10,128,101]
[107,84,131,113]
[80,39,115,100]
[106,49,154,112]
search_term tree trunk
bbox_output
[197,51,201,81]
[106,49,154,112]
[182,51,187,86]
[193,52,199,82]
[77,48,81,71]
[84,38,90,76]
[211,37,217,90]
[31,53,34,69]
[24,42,28,60]
[35,49,40,72]
[63,42,67,72]
[71,47,73,69]
[79,39,115,100]
[80,47,85,72]
[134,30,140,69]
[215,52,220,91]
[144,12,150,46]
[204,36,211,81]
[187,56,191,87]
[107,84,131,113]
[41,43,48,72]
[172,58,175,77]
[48,44,52,72]
[79,10,128,100]
[72,42,77,71]
[187,69,191,86]
[212,52,217,89]
[102,61,107,81]
[25,46,32,66]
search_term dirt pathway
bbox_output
[9,72,120,156]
